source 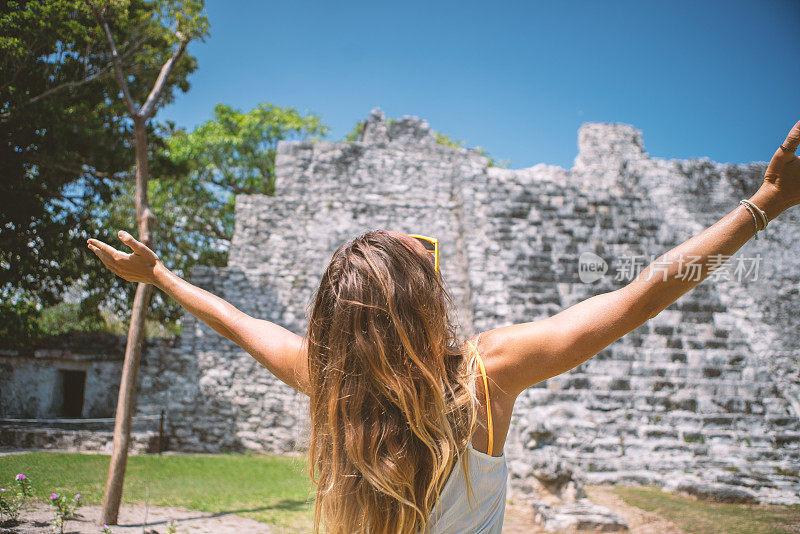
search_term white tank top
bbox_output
[424,334,508,533]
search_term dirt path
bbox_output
[0,487,684,533]
[502,485,686,534]
[0,502,273,534]
[583,485,687,534]
[502,500,547,533]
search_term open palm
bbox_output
[87,231,161,285]
[764,119,800,208]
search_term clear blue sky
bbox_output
[160,0,800,170]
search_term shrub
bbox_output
[48,492,82,534]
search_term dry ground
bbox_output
[0,502,273,534]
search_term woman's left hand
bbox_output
[87,230,162,285]
[763,119,800,209]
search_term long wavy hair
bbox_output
[305,229,484,533]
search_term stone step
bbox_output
[580,469,800,505]
[586,346,754,367]
[741,447,800,462]
[553,424,795,446]
[526,388,785,414]
[552,372,770,394]
[581,359,766,378]
[591,411,799,431]
[0,425,160,454]
[0,416,159,433]
[528,385,794,418]
[553,440,800,470]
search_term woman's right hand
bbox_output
[763,119,800,209]
[87,230,163,285]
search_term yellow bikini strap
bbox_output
[472,333,492,457]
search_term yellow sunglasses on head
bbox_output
[408,234,440,274]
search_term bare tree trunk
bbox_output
[90,3,191,523]
[100,282,153,524]
[100,118,156,525]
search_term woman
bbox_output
[88,121,799,533]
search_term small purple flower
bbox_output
[75,493,82,499]
[50,493,59,500]
[15,473,26,480]
[0,488,6,492]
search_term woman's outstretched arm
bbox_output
[484,120,800,399]
[87,233,311,397]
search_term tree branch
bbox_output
[118,17,152,55]
[0,29,150,122]
[55,192,89,211]
[0,64,116,122]
[25,63,115,107]
[206,172,253,194]
[138,33,188,119]
[84,42,90,79]
[199,218,230,241]
[45,162,116,180]
[89,2,138,116]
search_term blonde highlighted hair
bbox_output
[306,229,484,533]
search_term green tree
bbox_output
[82,0,208,524]
[106,103,329,323]
[0,0,200,340]
[0,301,41,351]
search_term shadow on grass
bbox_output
[123,499,311,527]
[268,498,310,512]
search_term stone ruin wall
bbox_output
[0,335,174,453]
[132,109,800,505]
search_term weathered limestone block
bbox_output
[663,474,760,504]
[534,500,628,532]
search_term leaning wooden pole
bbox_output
[90,2,190,523]
[100,118,156,525]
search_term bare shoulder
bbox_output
[465,329,519,456]
[467,285,655,398]
[465,329,518,405]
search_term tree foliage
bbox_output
[0,0,203,347]
[1,0,329,340]
[108,103,330,323]
[0,0,199,309]
[0,301,41,350]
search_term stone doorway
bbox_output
[60,369,86,418]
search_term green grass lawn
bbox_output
[613,485,800,534]
[0,451,316,533]
[4,453,799,534]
